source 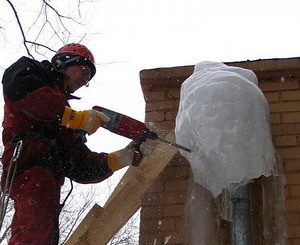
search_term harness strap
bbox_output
[13,131,58,147]
[15,154,58,176]
[9,130,63,179]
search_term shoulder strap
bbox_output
[2,57,63,102]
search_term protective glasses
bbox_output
[80,65,92,86]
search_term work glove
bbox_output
[61,106,110,135]
[107,141,153,171]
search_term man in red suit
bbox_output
[1,43,144,244]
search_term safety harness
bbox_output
[11,131,61,178]
[0,129,74,236]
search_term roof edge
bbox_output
[140,57,300,80]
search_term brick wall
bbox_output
[139,156,189,244]
[262,79,300,245]
[139,58,300,245]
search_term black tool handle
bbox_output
[131,142,144,166]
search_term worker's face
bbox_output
[62,65,92,93]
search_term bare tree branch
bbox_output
[42,0,74,21]
[26,41,56,52]
[58,185,96,245]
[5,0,92,58]
[5,0,33,58]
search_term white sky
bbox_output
[1,0,300,204]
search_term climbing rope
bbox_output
[0,140,23,232]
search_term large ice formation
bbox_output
[175,61,276,197]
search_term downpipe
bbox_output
[231,184,252,245]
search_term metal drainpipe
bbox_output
[231,184,252,245]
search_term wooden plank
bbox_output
[66,204,104,245]
[66,131,180,245]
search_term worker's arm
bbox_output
[64,141,150,183]
[64,139,152,183]
[60,106,110,135]
[65,144,114,183]
[2,57,109,135]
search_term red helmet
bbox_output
[51,43,96,79]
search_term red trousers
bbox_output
[8,166,63,245]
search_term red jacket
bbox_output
[1,57,113,185]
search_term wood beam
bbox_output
[66,131,180,245]
[66,204,104,245]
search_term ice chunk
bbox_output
[175,61,276,197]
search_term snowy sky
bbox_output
[67,0,300,153]
[1,0,300,204]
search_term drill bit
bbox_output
[158,137,192,153]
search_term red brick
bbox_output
[145,111,165,122]
[286,173,300,185]
[272,124,300,136]
[145,91,165,101]
[140,218,162,233]
[159,230,186,244]
[165,111,177,121]
[288,225,300,237]
[139,232,164,245]
[286,185,291,198]
[290,185,300,197]
[157,218,175,231]
[168,155,190,168]
[175,99,180,109]
[286,212,300,225]
[285,159,300,171]
[163,204,184,217]
[265,92,280,102]
[165,180,188,192]
[174,217,185,230]
[270,102,300,113]
[282,90,300,101]
[147,181,165,193]
[142,192,163,206]
[292,238,300,245]
[282,112,300,123]
[141,206,163,218]
[277,146,300,159]
[259,81,299,92]
[274,136,298,146]
[286,199,300,211]
[156,167,171,181]
[161,192,186,205]
[169,165,190,180]
[270,113,281,124]
[146,100,175,112]
[151,121,175,133]
[167,89,180,99]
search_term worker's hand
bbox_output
[61,106,110,135]
[107,141,153,171]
